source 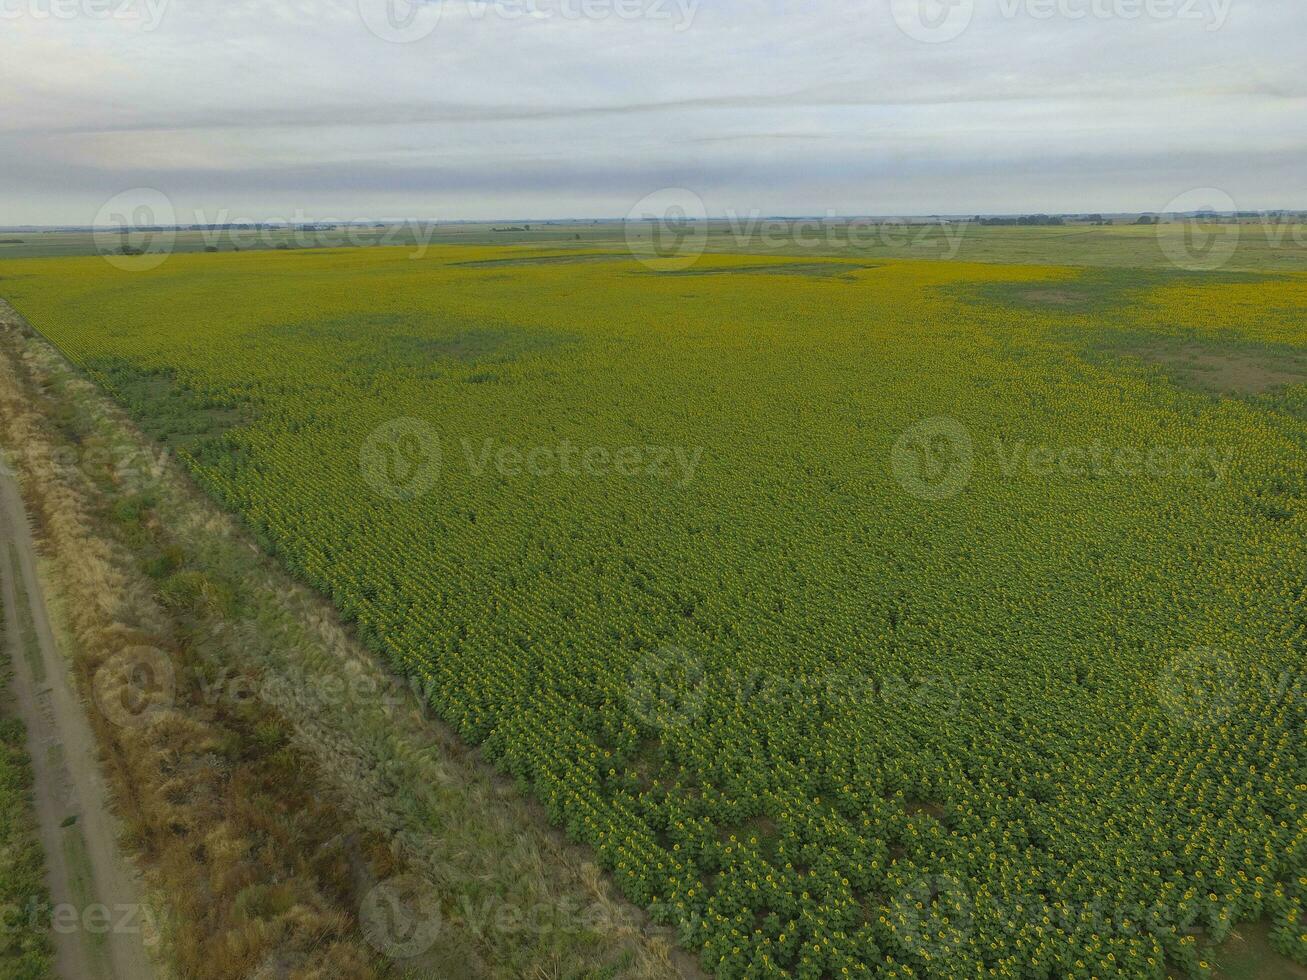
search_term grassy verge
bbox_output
[0,555,55,979]
[0,312,435,977]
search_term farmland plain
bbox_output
[0,241,1303,979]
[5,219,1307,273]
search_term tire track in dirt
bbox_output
[0,462,156,980]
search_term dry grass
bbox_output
[1,309,400,977]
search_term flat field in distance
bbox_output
[0,244,1303,979]
[5,219,1307,273]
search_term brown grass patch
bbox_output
[0,310,400,977]
[1019,288,1090,306]
[1129,343,1307,395]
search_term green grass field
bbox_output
[0,244,1303,979]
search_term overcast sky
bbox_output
[2,0,1303,224]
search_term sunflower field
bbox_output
[0,245,1303,978]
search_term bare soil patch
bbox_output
[1208,920,1307,979]
[1129,343,1307,395]
[1019,288,1090,306]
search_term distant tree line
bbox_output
[974,214,1066,226]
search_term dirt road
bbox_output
[0,461,156,980]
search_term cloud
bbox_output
[0,0,1303,223]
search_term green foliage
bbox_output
[2,246,1305,978]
